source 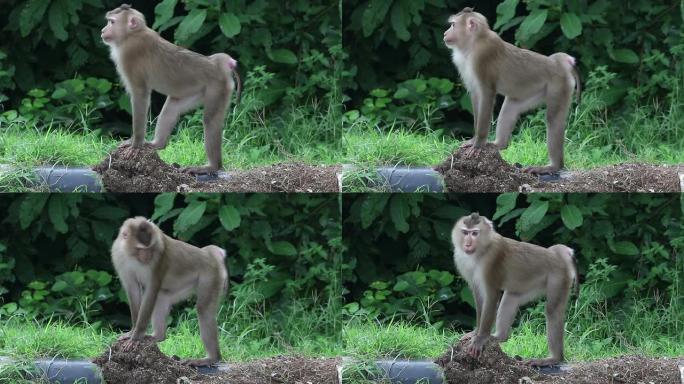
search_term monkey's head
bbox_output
[452,212,494,255]
[101,4,147,46]
[119,217,161,264]
[443,8,489,50]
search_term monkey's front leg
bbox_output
[463,91,494,158]
[120,89,152,159]
[468,287,497,357]
[122,279,161,351]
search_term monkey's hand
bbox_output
[467,334,489,358]
[460,330,477,341]
[460,138,475,148]
[117,331,133,341]
[181,165,219,176]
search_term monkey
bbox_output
[443,8,581,175]
[450,212,579,367]
[101,4,242,175]
[111,217,229,367]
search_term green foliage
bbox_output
[0,194,341,325]
[343,194,684,329]
[0,0,340,118]
[344,0,683,124]
[344,269,456,322]
[344,77,457,131]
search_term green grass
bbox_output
[343,72,684,171]
[0,98,340,183]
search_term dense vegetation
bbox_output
[343,0,684,167]
[0,194,342,343]
[0,1,341,170]
[343,193,684,346]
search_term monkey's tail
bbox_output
[570,251,580,297]
[571,66,581,105]
[231,69,242,105]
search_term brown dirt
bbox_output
[93,146,340,192]
[435,145,683,193]
[93,339,341,384]
[436,338,684,384]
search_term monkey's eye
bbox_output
[461,230,469,235]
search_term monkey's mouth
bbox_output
[463,245,475,254]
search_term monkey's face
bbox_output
[460,227,480,254]
[443,16,464,48]
[101,11,142,45]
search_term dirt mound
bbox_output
[93,338,203,384]
[435,337,541,384]
[219,355,341,384]
[435,144,538,192]
[436,337,683,384]
[541,163,683,192]
[197,163,341,193]
[93,146,195,192]
[435,145,683,193]
[539,355,683,384]
[94,339,341,384]
[93,146,340,192]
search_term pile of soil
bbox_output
[435,145,683,192]
[93,338,203,384]
[94,339,341,384]
[199,163,341,193]
[434,144,538,192]
[436,337,684,384]
[435,337,541,384]
[93,146,195,192]
[93,146,340,192]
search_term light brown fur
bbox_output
[102,4,241,174]
[111,217,229,367]
[444,8,581,175]
[451,212,579,366]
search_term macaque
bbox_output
[451,213,579,367]
[111,217,229,367]
[443,8,581,175]
[101,4,242,175]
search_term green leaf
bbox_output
[19,195,49,229]
[613,241,639,255]
[393,88,410,98]
[362,0,393,37]
[560,205,583,229]
[559,12,582,39]
[152,193,176,221]
[48,197,69,233]
[271,241,297,256]
[175,201,206,233]
[269,49,297,64]
[494,0,519,30]
[175,8,206,42]
[218,205,241,231]
[520,200,548,232]
[518,9,547,39]
[611,48,639,64]
[19,0,51,37]
[153,0,178,29]
[91,206,128,220]
[51,280,68,292]
[493,193,518,220]
[389,196,410,233]
[48,0,69,41]
[361,195,390,229]
[393,280,410,291]
[218,13,241,37]
[51,88,68,99]
[390,2,410,41]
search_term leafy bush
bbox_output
[343,193,684,327]
[0,194,342,324]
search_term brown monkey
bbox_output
[444,8,581,175]
[111,217,229,367]
[101,4,241,175]
[451,212,579,367]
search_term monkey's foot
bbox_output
[522,165,560,175]
[525,357,561,367]
[117,331,132,341]
[181,165,219,176]
[182,358,218,368]
[462,146,484,158]
[459,330,477,341]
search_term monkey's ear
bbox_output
[466,17,478,32]
[484,217,494,230]
[128,15,142,30]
